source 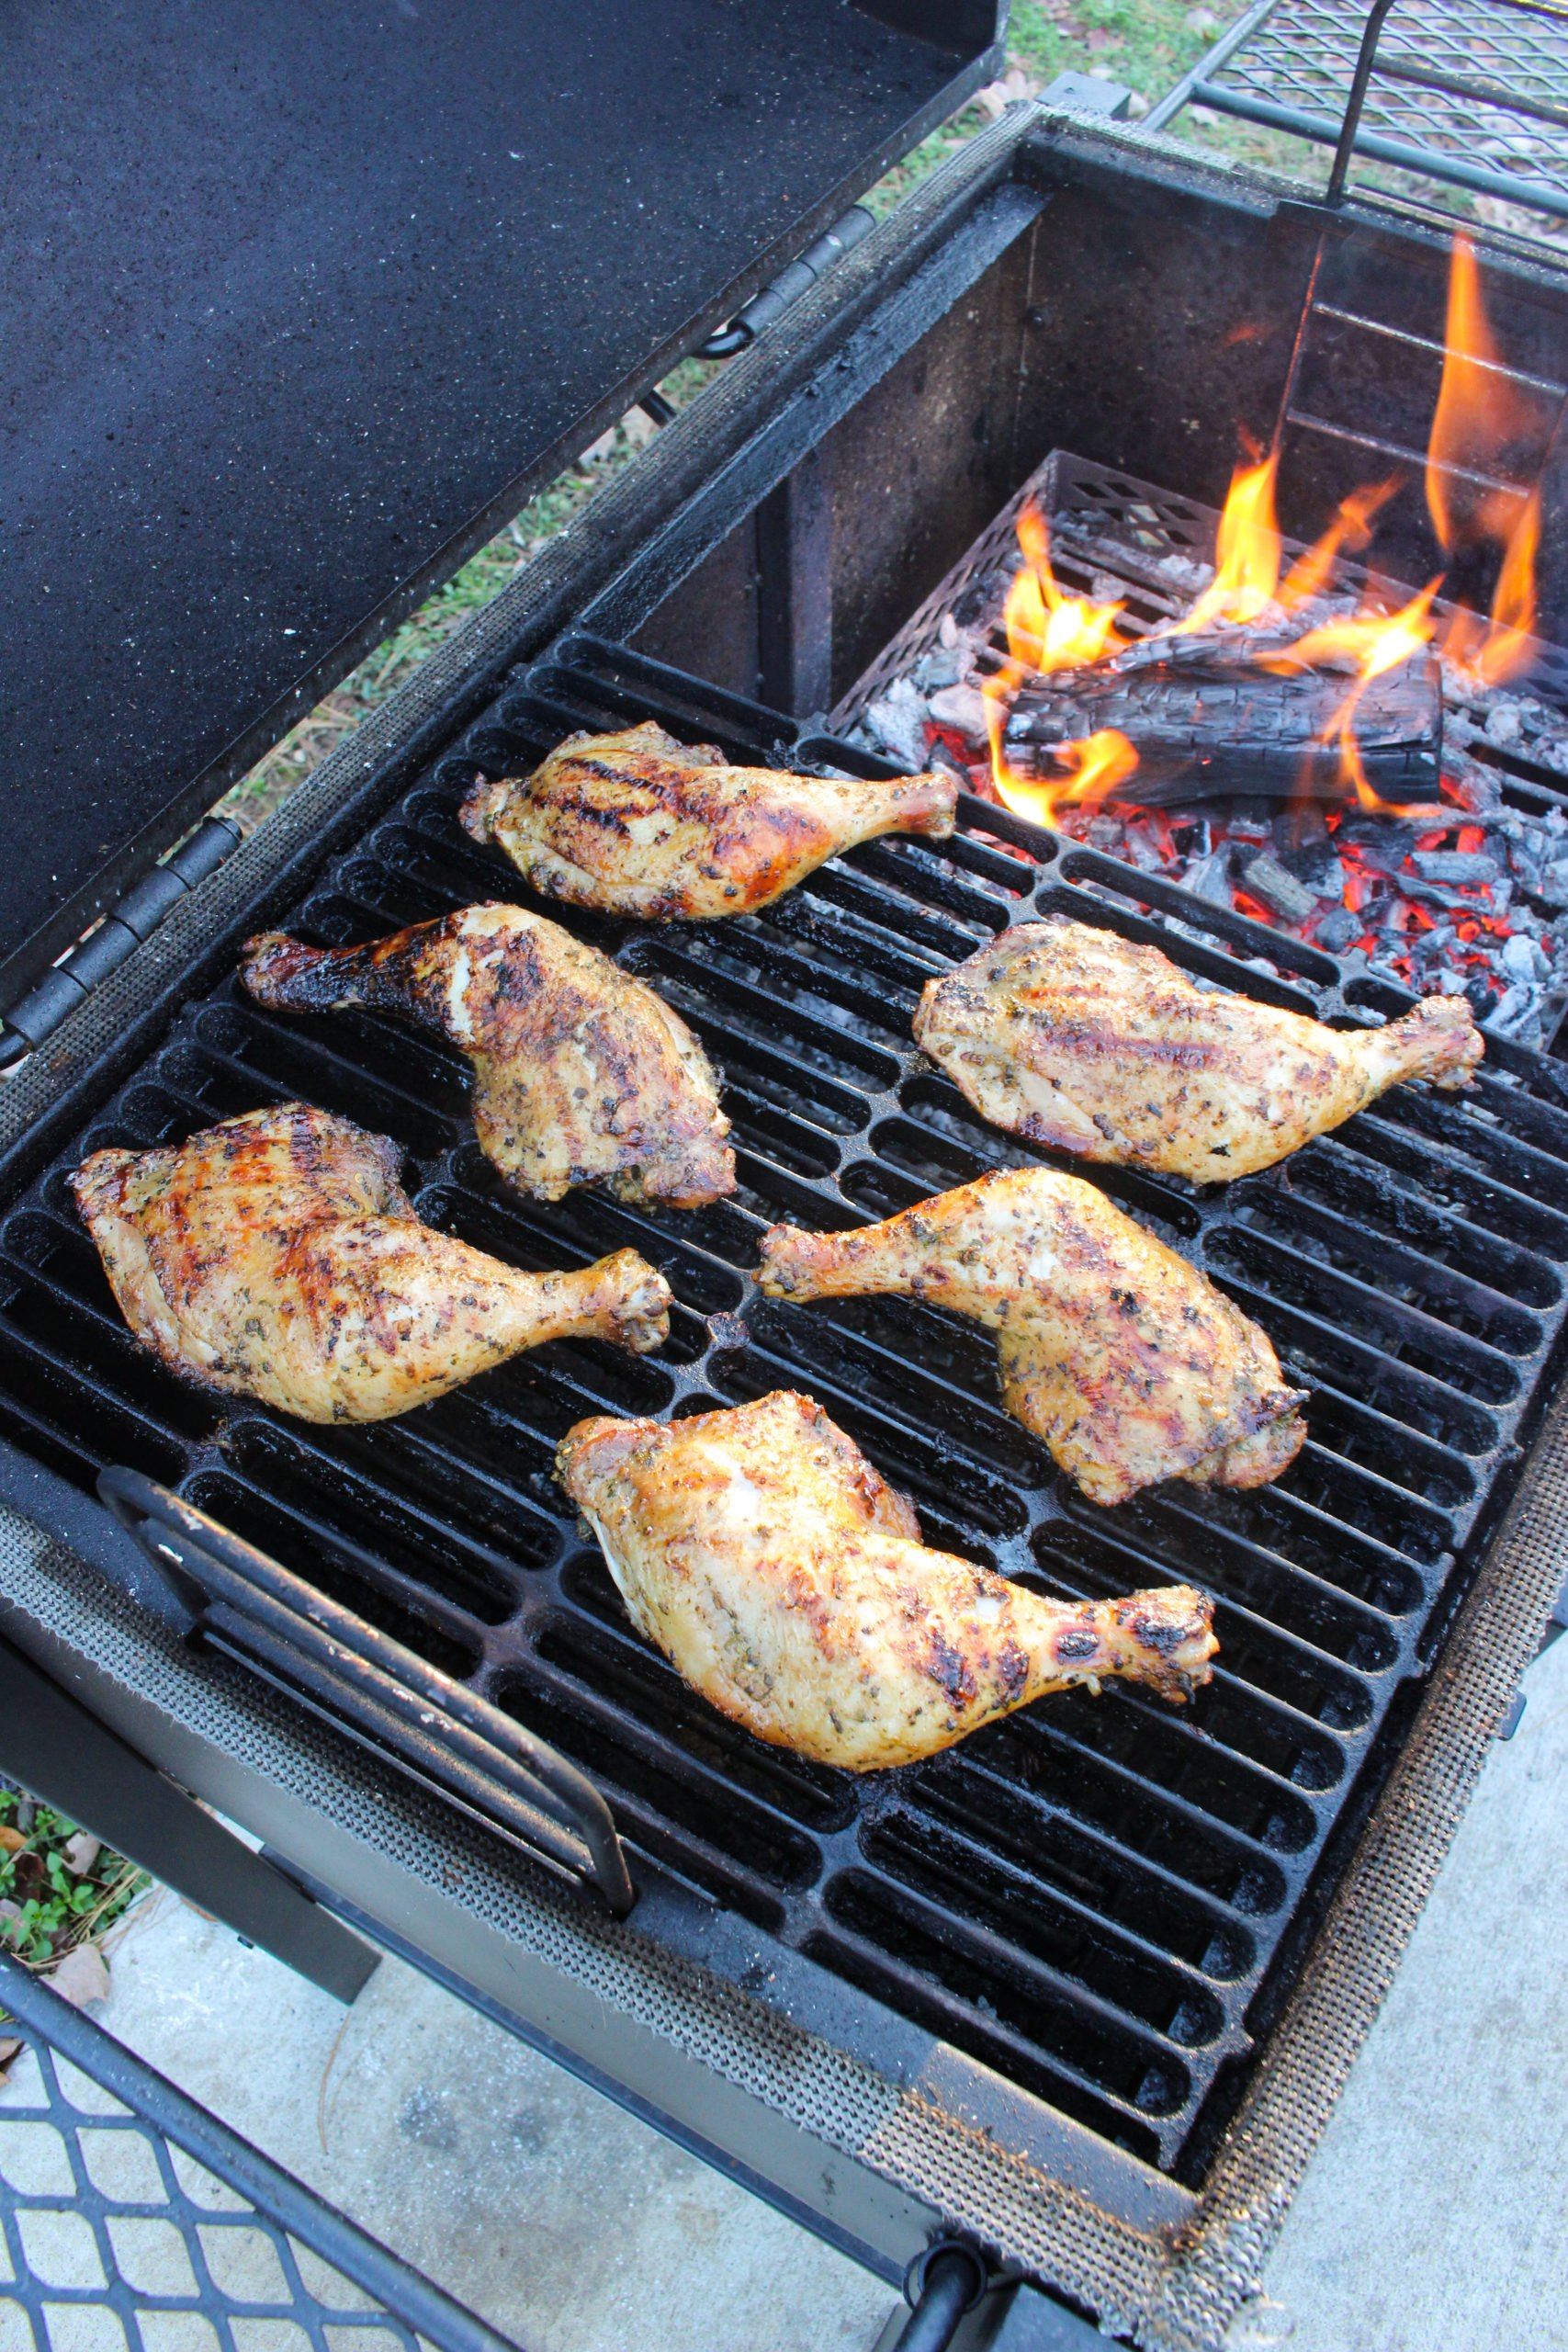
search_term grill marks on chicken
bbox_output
[460,720,958,921]
[914,916,1483,1183]
[240,905,734,1208]
[557,1388,1217,1771]
[759,1167,1306,1507]
[73,1103,671,1423]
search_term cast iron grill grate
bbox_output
[4,633,1568,2175]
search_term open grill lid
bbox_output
[0,0,1003,1009]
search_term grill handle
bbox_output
[96,1467,636,1918]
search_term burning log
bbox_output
[1002,634,1444,807]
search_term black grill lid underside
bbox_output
[6,633,1568,2180]
[0,0,999,1007]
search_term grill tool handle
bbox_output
[96,1467,636,1918]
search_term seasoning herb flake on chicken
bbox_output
[913,914,1483,1182]
[73,1102,671,1424]
[461,719,957,921]
[557,1388,1217,1771]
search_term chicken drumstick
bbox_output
[557,1388,1217,1771]
[461,720,957,920]
[74,1102,671,1423]
[913,915,1483,1182]
[759,1167,1305,1507]
[241,904,734,1208]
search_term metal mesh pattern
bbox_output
[0,2030,425,2351]
[5,633,1568,2180]
[834,447,1568,726]
[1200,0,1568,217]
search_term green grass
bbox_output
[0,1788,146,1973]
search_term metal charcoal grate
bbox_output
[3,633,1568,2179]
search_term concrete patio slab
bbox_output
[80,1893,896,2352]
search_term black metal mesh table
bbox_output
[0,1950,520,2352]
[1148,0,1568,232]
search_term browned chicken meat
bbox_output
[240,904,734,1208]
[759,1167,1305,1507]
[557,1388,1217,1771]
[913,915,1483,1182]
[460,719,958,920]
[73,1102,671,1424]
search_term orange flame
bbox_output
[1279,475,1400,611]
[1309,582,1444,814]
[1173,453,1282,634]
[990,728,1140,830]
[1427,233,1546,684]
[980,501,1128,821]
[1002,502,1126,674]
[1426,234,1542,555]
[970,227,1551,845]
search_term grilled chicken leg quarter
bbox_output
[913,916,1483,1182]
[759,1167,1306,1507]
[241,905,734,1207]
[461,720,958,920]
[73,1102,671,1423]
[557,1389,1217,1771]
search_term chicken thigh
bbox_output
[73,1102,671,1423]
[240,904,734,1207]
[557,1388,1217,1771]
[460,720,958,920]
[913,916,1483,1182]
[759,1167,1305,1506]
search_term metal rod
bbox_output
[1375,50,1568,135]
[0,1951,524,2352]
[1327,0,1399,202]
[1190,79,1568,219]
[890,2247,987,2352]
[1310,302,1568,399]
[1143,0,1282,132]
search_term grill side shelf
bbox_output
[96,1466,636,1918]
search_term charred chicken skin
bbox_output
[759,1167,1305,1507]
[240,905,734,1208]
[460,719,958,921]
[557,1388,1217,1771]
[73,1102,671,1424]
[913,915,1483,1183]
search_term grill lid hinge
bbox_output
[0,816,242,1074]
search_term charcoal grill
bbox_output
[6,40,1568,2352]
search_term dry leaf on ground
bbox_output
[49,1944,111,2008]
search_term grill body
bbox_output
[4,106,1568,2335]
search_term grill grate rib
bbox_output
[5,630,1568,2176]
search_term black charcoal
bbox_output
[1007,641,1442,806]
